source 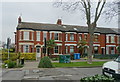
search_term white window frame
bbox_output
[19,31,22,40]
[54,46,59,54]
[106,36,109,43]
[54,33,59,40]
[66,46,68,54]
[70,46,74,53]
[31,32,34,40]
[23,31,29,40]
[79,34,82,41]
[23,45,29,53]
[111,36,115,43]
[36,31,40,41]
[66,33,68,41]
[70,33,74,41]
[50,33,52,39]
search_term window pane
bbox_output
[54,46,58,53]
[36,32,40,41]
[70,46,74,53]
[24,31,29,40]
[66,34,68,41]
[44,32,47,39]
[23,45,29,53]
[55,33,58,40]
[111,36,114,43]
[106,36,109,43]
[70,33,74,41]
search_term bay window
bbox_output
[36,32,40,41]
[24,31,29,40]
[70,33,74,41]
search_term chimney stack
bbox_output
[18,16,22,23]
[57,19,62,25]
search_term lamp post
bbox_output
[43,38,47,56]
[7,38,11,60]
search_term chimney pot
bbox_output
[57,19,62,25]
[18,16,22,23]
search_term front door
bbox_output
[36,47,41,60]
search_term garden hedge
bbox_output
[1,52,36,61]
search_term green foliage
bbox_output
[51,57,59,61]
[46,39,57,49]
[3,60,16,68]
[80,74,114,82]
[77,40,87,57]
[2,52,18,61]
[117,45,120,53]
[1,52,36,61]
[20,53,36,60]
[94,54,119,59]
[38,56,54,68]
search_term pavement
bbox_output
[2,67,102,81]
[1,59,112,81]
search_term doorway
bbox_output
[36,46,41,60]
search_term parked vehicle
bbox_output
[102,56,120,79]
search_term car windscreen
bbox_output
[115,56,120,63]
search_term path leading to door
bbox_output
[23,61,39,69]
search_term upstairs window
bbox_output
[70,33,74,41]
[19,31,22,40]
[24,31,29,40]
[36,32,40,41]
[111,36,115,43]
[31,32,34,40]
[79,34,82,41]
[50,33,52,39]
[84,34,87,40]
[43,32,47,39]
[94,34,99,42]
[106,36,109,43]
[118,36,120,44]
[66,33,68,41]
[54,33,59,40]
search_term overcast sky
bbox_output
[1,1,118,43]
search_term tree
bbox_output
[54,0,106,64]
[46,39,57,57]
[77,40,87,57]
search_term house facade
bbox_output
[15,16,120,58]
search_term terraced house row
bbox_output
[15,16,120,58]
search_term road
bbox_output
[1,67,102,81]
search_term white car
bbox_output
[102,56,120,79]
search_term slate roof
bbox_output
[17,22,119,34]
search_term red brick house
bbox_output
[15,16,120,58]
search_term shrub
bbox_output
[38,56,53,68]
[80,74,114,82]
[2,52,18,61]
[94,54,119,59]
[20,53,36,60]
[2,53,36,61]
[4,60,16,68]
[51,57,59,61]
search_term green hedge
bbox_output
[20,53,36,60]
[1,52,18,61]
[80,74,114,82]
[94,54,119,59]
[1,52,36,61]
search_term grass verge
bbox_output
[52,61,107,68]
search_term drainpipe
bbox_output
[105,34,106,55]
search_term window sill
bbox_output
[65,41,76,42]
[19,40,34,41]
